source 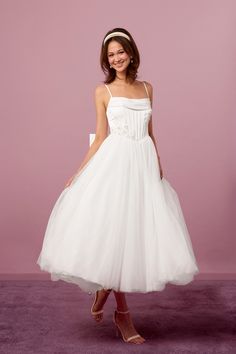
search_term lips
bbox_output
[115,61,124,67]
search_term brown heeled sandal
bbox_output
[90,288,112,322]
[112,309,145,344]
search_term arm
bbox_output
[145,82,161,161]
[146,82,163,179]
[148,116,161,161]
[74,85,108,174]
[65,85,108,186]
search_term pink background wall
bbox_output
[0,0,235,278]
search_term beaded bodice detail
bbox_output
[105,82,152,141]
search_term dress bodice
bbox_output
[106,97,152,141]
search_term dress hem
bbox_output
[37,262,200,294]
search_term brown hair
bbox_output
[100,28,140,84]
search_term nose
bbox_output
[114,53,122,63]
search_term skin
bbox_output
[65,39,164,344]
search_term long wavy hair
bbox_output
[100,28,140,84]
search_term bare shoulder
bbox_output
[143,80,153,97]
[94,83,108,98]
[94,83,110,107]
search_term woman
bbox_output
[37,28,199,345]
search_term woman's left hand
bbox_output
[160,166,163,180]
[158,158,163,180]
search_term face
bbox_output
[107,40,131,73]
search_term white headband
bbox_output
[103,31,131,45]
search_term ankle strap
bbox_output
[116,309,129,314]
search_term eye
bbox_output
[108,51,124,57]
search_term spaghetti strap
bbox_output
[104,84,112,98]
[143,81,149,98]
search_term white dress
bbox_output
[37,81,199,294]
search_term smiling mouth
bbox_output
[115,61,124,66]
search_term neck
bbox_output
[115,71,127,82]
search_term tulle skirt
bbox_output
[37,134,199,293]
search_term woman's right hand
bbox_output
[64,174,76,188]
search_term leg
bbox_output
[113,291,145,344]
[113,290,129,312]
[91,288,112,322]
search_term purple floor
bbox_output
[0,280,235,353]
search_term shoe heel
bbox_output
[113,309,144,344]
[115,326,119,337]
[113,310,119,337]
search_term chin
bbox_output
[116,67,128,73]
